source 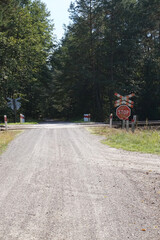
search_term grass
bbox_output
[0,130,22,154]
[7,121,38,125]
[73,119,85,123]
[67,118,84,123]
[90,127,160,155]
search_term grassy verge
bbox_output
[0,130,22,154]
[0,122,38,125]
[7,122,38,125]
[90,127,160,155]
[67,118,84,123]
[73,119,84,123]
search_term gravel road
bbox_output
[0,124,160,240]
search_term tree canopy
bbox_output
[0,0,53,120]
[51,0,160,121]
[0,0,160,121]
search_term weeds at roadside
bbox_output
[89,127,160,155]
[0,131,22,155]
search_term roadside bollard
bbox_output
[110,113,113,128]
[20,114,25,123]
[131,119,135,133]
[84,114,91,122]
[126,118,129,132]
[4,115,8,130]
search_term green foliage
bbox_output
[0,130,21,155]
[103,131,160,154]
[1,0,160,121]
[51,0,160,121]
[0,0,54,120]
[91,127,160,154]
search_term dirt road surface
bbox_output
[0,123,160,240]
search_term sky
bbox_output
[42,0,73,40]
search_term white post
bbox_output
[110,113,113,128]
[20,114,25,123]
[84,114,90,122]
[84,114,87,122]
[126,118,129,132]
[4,115,8,130]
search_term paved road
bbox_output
[0,123,160,240]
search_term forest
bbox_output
[0,0,160,122]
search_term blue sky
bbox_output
[42,0,73,40]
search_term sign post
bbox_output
[126,118,129,132]
[122,120,125,129]
[114,93,135,131]
[131,119,135,133]
[7,97,21,122]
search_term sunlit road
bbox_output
[0,123,160,239]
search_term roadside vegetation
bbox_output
[90,127,160,155]
[7,121,38,125]
[0,120,39,125]
[71,119,84,123]
[1,0,160,122]
[0,131,21,155]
